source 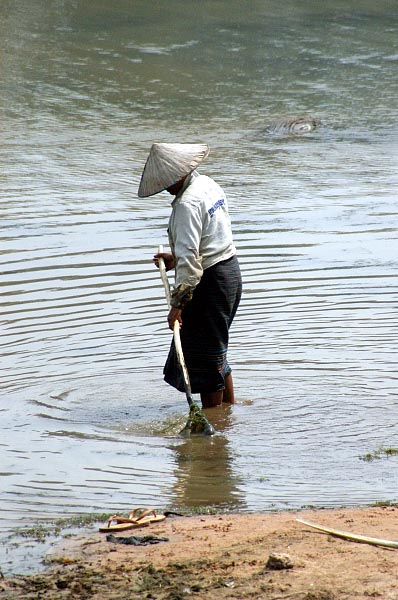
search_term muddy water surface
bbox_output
[1,0,398,574]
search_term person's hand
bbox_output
[168,307,182,330]
[153,252,175,271]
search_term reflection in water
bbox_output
[171,406,245,509]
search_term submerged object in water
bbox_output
[264,116,321,136]
[180,401,215,436]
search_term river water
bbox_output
[1,0,398,570]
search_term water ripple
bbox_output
[1,4,398,577]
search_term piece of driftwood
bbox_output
[296,518,398,549]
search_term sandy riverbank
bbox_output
[2,506,398,599]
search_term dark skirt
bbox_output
[163,254,242,394]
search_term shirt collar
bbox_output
[171,170,199,205]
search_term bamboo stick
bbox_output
[296,518,398,549]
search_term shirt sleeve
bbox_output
[171,199,204,306]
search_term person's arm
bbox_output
[167,307,182,330]
[170,200,203,311]
[153,252,182,330]
[153,252,175,271]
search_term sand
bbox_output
[2,506,398,599]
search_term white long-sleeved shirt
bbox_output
[168,171,236,293]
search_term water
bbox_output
[1,0,398,573]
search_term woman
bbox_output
[138,143,242,408]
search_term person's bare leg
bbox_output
[201,373,235,407]
[222,373,235,404]
[200,390,223,408]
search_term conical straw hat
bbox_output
[138,143,210,197]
